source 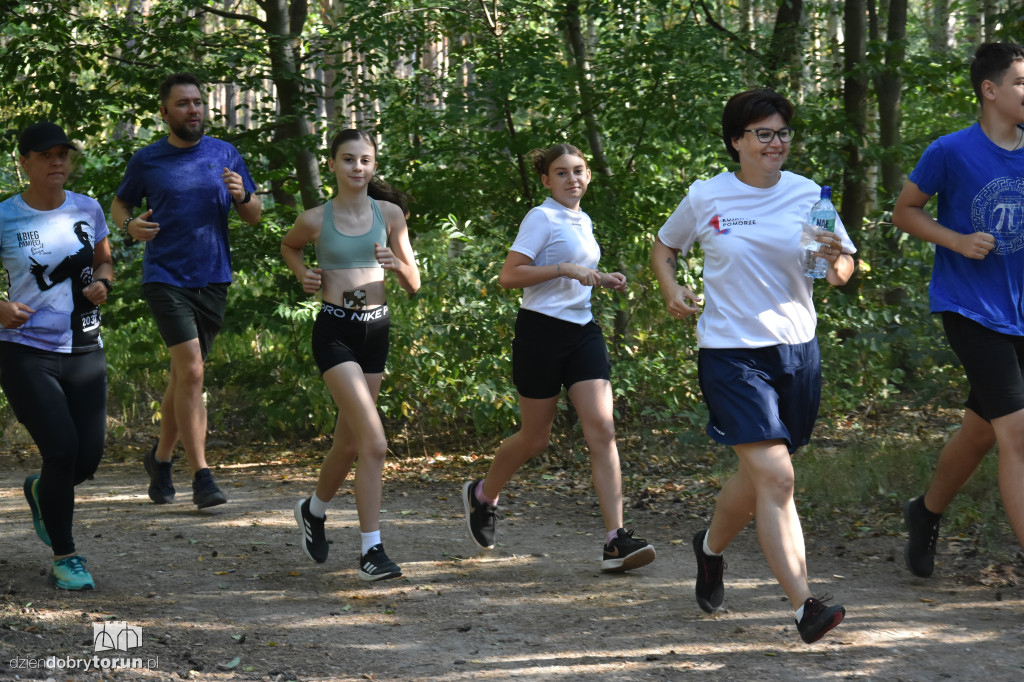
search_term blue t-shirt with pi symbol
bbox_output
[910,122,1024,335]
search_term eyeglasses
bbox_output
[744,127,795,144]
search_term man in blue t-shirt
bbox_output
[111,72,262,510]
[893,42,1024,577]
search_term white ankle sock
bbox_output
[308,493,329,518]
[703,531,723,556]
[361,530,382,555]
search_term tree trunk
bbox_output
[873,0,907,218]
[841,0,868,291]
[563,0,611,176]
[264,0,322,209]
[766,0,804,93]
[930,0,953,51]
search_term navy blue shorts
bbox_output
[697,339,821,454]
[311,303,390,375]
[512,309,611,399]
[942,311,1024,421]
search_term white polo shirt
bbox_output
[511,197,601,325]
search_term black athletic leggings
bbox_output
[0,342,106,556]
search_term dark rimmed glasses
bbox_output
[744,127,795,144]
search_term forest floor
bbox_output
[0,434,1022,682]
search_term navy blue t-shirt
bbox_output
[115,136,256,287]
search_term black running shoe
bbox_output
[143,440,175,504]
[796,596,845,644]
[192,468,227,509]
[462,479,496,549]
[358,544,403,582]
[693,529,725,613]
[294,497,329,563]
[904,496,941,578]
[601,528,656,572]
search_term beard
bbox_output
[171,118,205,143]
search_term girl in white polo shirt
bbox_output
[461,143,655,573]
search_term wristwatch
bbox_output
[96,278,113,292]
[236,189,252,205]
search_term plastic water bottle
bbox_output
[803,186,836,279]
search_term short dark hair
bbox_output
[721,88,794,162]
[970,42,1024,102]
[527,143,588,177]
[159,73,203,107]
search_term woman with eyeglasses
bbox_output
[651,88,855,644]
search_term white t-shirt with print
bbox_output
[510,197,601,325]
[657,171,856,348]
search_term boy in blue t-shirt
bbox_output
[893,42,1024,577]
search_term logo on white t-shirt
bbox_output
[711,214,759,235]
[709,214,730,235]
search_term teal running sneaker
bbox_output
[49,555,95,591]
[23,474,51,547]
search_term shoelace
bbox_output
[803,594,836,619]
[61,557,88,575]
[620,529,645,542]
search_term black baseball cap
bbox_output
[18,121,78,156]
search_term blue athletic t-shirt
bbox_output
[909,122,1024,335]
[115,136,256,287]
[0,191,109,353]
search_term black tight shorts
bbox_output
[942,311,1024,421]
[512,308,611,399]
[312,302,390,375]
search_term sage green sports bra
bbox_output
[315,197,387,270]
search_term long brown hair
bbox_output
[329,129,408,213]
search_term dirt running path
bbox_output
[0,450,1022,681]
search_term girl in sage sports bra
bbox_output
[281,129,420,581]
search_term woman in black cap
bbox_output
[0,121,112,590]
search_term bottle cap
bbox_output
[820,186,832,199]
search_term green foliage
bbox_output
[0,0,997,461]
